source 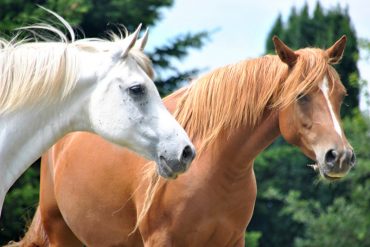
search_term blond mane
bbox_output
[0,12,153,115]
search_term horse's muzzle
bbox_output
[321,148,356,179]
[157,145,196,179]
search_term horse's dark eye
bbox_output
[297,93,310,104]
[128,84,146,97]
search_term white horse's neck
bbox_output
[0,50,99,215]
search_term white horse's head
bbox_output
[87,26,195,178]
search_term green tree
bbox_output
[0,162,40,242]
[0,1,209,243]
[0,0,91,32]
[245,231,262,247]
[150,31,209,95]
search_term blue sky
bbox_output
[146,0,370,110]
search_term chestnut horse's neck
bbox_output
[164,89,280,186]
[215,111,281,170]
[195,112,280,184]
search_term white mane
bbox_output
[0,9,152,115]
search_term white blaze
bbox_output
[319,77,342,137]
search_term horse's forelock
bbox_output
[273,48,332,109]
[129,49,154,80]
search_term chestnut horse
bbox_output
[11,36,355,247]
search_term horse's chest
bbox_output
[145,175,257,245]
[161,217,246,247]
[166,197,254,245]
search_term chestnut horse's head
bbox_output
[274,36,355,181]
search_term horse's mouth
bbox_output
[158,156,178,179]
[307,163,342,181]
[322,173,341,181]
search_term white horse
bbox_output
[0,9,195,216]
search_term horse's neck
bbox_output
[230,111,281,163]
[0,67,95,209]
[176,111,281,201]
[163,87,280,189]
[164,89,281,180]
[207,111,280,176]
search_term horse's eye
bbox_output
[297,93,310,104]
[128,84,146,97]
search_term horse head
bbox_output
[275,36,355,180]
[87,26,195,178]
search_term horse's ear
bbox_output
[272,36,298,67]
[135,28,149,51]
[326,35,347,64]
[113,24,142,60]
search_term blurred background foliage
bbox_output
[1,1,369,246]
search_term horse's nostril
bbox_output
[181,145,195,163]
[325,149,338,165]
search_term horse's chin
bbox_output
[318,164,346,182]
[308,163,344,181]
[322,173,342,181]
[156,158,178,180]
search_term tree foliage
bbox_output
[245,231,262,247]
[0,162,40,242]
[0,0,171,35]
[150,31,209,95]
